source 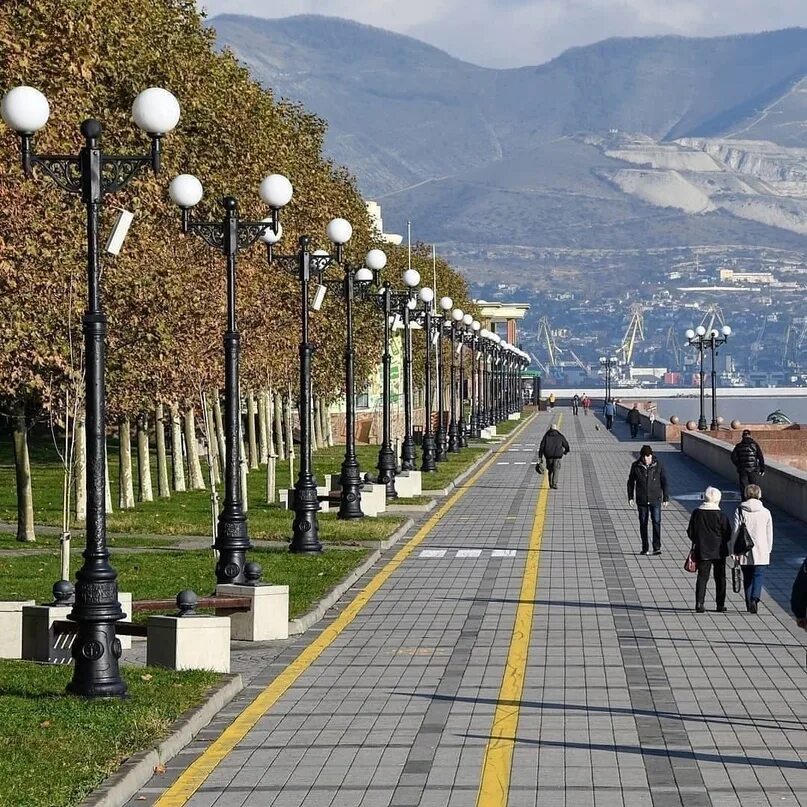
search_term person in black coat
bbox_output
[731,430,765,499]
[626,403,641,439]
[792,557,807,631]
[687,486,733,612]
[627,445,669,554]
[538,423,570,490]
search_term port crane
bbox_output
[665,326,683,370]
[620,304,645,365]
[537,316,561,369]
[699,303,727,334]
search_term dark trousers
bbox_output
[741,565,765,607]
[606,415,614,430]
[696,559,726,609]
[738,471,759,499]
[546,458,561,487]
[572,402,579,415]
[637,503,661,552]
[629,423,639,438]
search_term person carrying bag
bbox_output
[732,484,773,614]
[686,486,733,613]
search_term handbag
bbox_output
[734,510,755,556]
[732,561,743,594]
[535,461,544,475]
[684,548,698,573]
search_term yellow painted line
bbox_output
[154,412,538,807]
[475,417,554,806]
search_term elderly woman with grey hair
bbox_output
[733,484,774,614]
[687,486,733,613]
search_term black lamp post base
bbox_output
[435,427,447,461]
[458,419,468,448]
[66,611,126,699]
[421,435,437,472]
[289,483,322,553]
[447,423,460,453]
[698,418,708,431]
[400,437,417,472]
[377,446,398,499]
[215,508,252,583]
[338,461,364,520]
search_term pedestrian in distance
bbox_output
[732,484,773,614]
[582,394,591,416]
[572,393,580,416]
[731,429,765,500]
[627,444,669,555]
[687,486,733,613]
[604,399,616,431]
[548,392,556,411]
[538,423,569,490]
[626,403,641,439]
[792,556,807,631]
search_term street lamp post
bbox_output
[418,288,437,472]
[3,85,180,698]
[435,296,453,460]
[400,273,420,472]
[469,320,482,438]
[169,173,292,580]
[447,307,464,452]
[600,356,618,405]
[687,325,731,431]
[458,313,473,447]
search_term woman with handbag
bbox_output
[732,484,773,614]
[687,487,733,613]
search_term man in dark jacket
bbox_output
[626,403,641,439]
[792,556,807,630]
[538,423,570,490]
[627,445,669,555]
[731,430,765,499]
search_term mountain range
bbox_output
[207,15,807,292]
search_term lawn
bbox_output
[420,446,488,489]
[0,436,405,543]
[0,545,371,618]
[0,660,220,807]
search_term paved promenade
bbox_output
[128,410,807,807]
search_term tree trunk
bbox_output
[258,390,269,465]
[273,389,285,461]
[74,412,87,521]
[240,433,249,513]
[12,406,35,542]
[136,414,154,502]
[322,398,334,447]
[312,395,322,452]
[170,402,186,492]
[104,440,113,514]
[284,387,295,465]
[184,406,206,490]
[118,418,135,510]
[212,393,226,477]
[247,391,260,470]
[205,398,220,486]
[155,402,171,498]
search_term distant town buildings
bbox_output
[718,268,774,285]
[474,300,530,344]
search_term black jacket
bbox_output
[687,507,733,560]
[627,457,668,504]
[539,430,570,460]
[626,409,641,425]
[792,557,807,620]
[731,437,765,473]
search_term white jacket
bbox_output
[732,498,773,566]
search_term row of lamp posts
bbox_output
[1,85,528,699]
[686,325,731,431]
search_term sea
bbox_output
[653,396,807,425]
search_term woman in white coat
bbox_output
[732,484,773,614]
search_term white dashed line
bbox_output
[456,549,482,558]
[496,462,510,465]
[419,549,446,558]
[492,549,517,558]
[514,462,527,465]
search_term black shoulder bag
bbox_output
[734,509,755,556]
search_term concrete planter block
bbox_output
[508,412,521,421]
[0,600,35,659]
[216,584,289,641]
[481,426,497,439]
[395,470,422,498]
[359,483,387,517]
[118,592,133,651]
[147,615,230,673]
[279,488,329,513]
[22,604,73,663]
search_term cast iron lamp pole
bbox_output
[447,307,464,452]
[3,84,180,698]
[469,320,482,437]
[479,329,491,429]
[708,326,731,430]
[399,270,421,471]
[266,219,354,551]
[417,287,437,471]
[458,313,473,447]
[491,333,503,424]
[169,173,292,578]
[685,327,709,431]
[435,296,453,460]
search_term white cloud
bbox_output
[200,0,807,67]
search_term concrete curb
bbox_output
[77,673,244,807]
[387,498,437,513]
[288,518,415,635]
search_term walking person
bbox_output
[604,399,616,431]
[538,423,570,490]
[687,486,733,613]
[731,429,765,499]
[626,403,641,439]
[572,393,580,416]
[548,392,556,411]
[792,556,807,630]
[732,484,773,614]
[627,445,669,555]
[582,394,591,416]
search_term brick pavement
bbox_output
[126,409,807,807]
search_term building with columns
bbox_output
[475,300,530,345]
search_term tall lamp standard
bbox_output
[447,307,464,452]
[491,333,503,423]
[400,273,420,472]
[478,329,492,429]
[685,326,708,431]
[435,296,453,460]
[266,219,355,552]
[169,173,292,581]
[469,320,482,438]
[3,85,180,698]
[600,356,618,404]
[417,287,438,472]
[458,313,474,447]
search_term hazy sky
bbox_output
[200,0,807,67]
